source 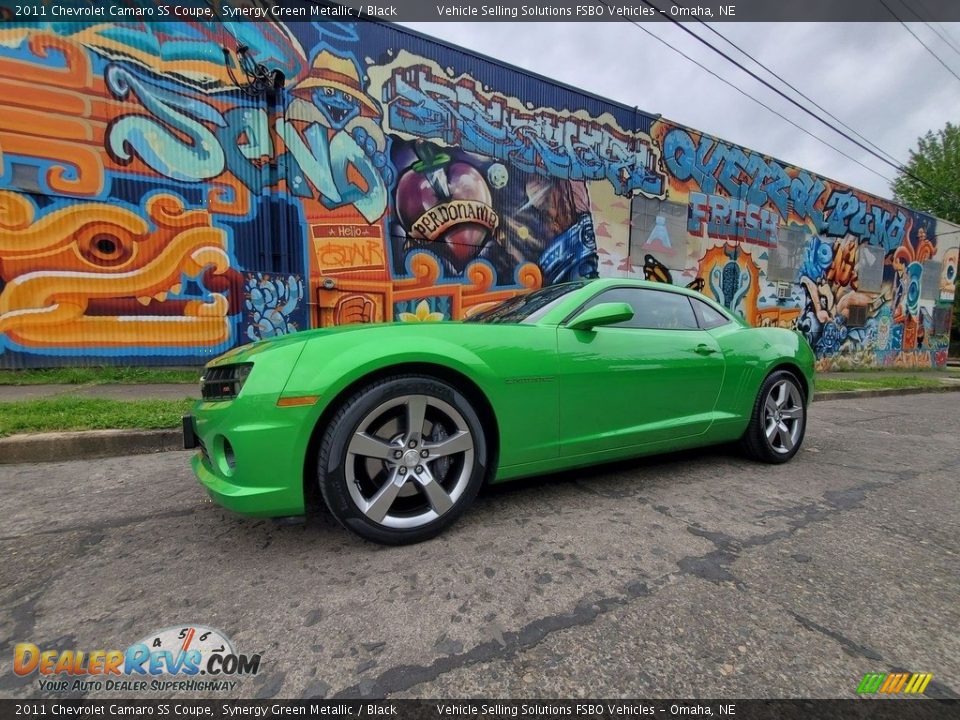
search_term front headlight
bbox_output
[200,363,254,401]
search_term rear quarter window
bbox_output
[691,298,733,329]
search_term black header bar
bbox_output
[2,0,960,23]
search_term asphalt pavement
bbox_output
[1,394,958,699]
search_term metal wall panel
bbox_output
[0,19,955,369]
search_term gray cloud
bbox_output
[400,21,960,201]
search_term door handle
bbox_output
[694,344,718,355]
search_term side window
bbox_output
[579,288,699,330]
[691,299,732,329]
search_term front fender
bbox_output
[282,329,499,403]
[280,324,560,470]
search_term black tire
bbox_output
[740,369,807,464]
[316,374,488,545]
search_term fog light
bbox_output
[224,439,236,470]
[213,435,237,477]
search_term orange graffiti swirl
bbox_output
[516,262,543,290]
[465,261,495,293]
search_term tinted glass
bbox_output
[466,281,588,324]
[580,288,698,330]
[691,298,732,329]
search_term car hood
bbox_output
[205,322,476,367]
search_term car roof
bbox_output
[581,277,709,301]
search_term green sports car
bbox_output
[184,279,814,545]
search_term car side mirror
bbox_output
[567,302,634,331]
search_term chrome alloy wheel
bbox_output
[763,379,804,454]
[345,394,475,529]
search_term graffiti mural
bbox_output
[0,190,243,354]
[0,16,956,368]
[642,121,956,370]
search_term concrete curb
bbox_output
[0,428,184,464]
[1,385,958,464]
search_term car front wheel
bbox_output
[741,370,807,464]
[317,375,488,544]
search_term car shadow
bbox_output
[215,442,747,550]
[477,442,744,502]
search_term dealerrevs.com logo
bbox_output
[14,625,261,693]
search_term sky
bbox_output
[400,21,960,202]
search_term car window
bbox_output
[465,281,589,324]
[578,288,699,330]
[690,298,732,329]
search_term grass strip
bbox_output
[0,367,200,386]
[817,376,944,392]
[0,397,195,437]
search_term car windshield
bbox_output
[465,281,589,324]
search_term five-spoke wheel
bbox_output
[762,379,804,455]
[317,376,487,544]
[741,370,807,463]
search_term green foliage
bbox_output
[0,397,194,436]
[0,367,200,386]
[891,122,960,224]
[891,122,960,352]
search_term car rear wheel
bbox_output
[317,375,488,545]
[740,370,806,464]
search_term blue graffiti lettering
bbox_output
[381,65,665,197]
[688,191,778,246]
[663,127,829,224]
[663,128,721,195]
[278,119,386,222]
[821,189,906,251]
[217,107,274,191]
[105,65,225,181]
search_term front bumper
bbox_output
[186,396,318,518]
[191,452,299,517]
[184,340,316,518]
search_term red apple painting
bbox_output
[396,141,500,268]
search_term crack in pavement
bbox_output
[0,507,199,542]
[676,481,888,587]
[790,612,882,661]
[787,617,960,699]
[330,479,893,699]
[0,526,111,696]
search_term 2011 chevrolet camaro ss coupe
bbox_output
[184,279,815,544]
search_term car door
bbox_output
[557,286,726,457]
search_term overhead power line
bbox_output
[878,0,960,83]
[899,0,960,57]
[680,9,906,170]
[904,0,960,48]
[592,2,897,187]
[934,21,960,53]
[626,0,960,207]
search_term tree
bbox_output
[891,122,960,224]
[891,122,960,354]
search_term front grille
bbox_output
[201,363,252,401]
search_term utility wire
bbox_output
[878,0,960,82]
[592,2,897,187]
[679,8,905,169]
[935,22,960,53]
[628,0,960,206]
[897,0,960,57]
